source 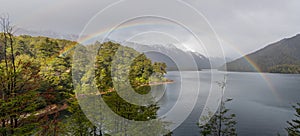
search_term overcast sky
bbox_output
[0,0,299,58]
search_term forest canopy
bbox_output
[0,30,169,135]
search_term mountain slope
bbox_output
[124,42,211,71]
[222,34,300,73]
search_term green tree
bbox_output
[0,15,89,135]
[199,77,237,136]
[34,37,60,58]
[0,15,41,135]
[0,54,43,135]
[74,41,170,135]
[286,103,300,136]
[40,56,73,104]
[60,95,102,136]
[95,41,168,92]
[152,62,167,80]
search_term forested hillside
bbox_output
[0,32,169,135]
[222,34,300,73]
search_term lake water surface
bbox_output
[157,70,300,136]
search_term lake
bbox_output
[156,70,300,136]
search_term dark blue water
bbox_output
[157,70,300,136]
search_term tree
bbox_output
[95,41,168,91]
[40,56,73,104]
[76,41,170,135]
[199,76,237,136]
[59,95,102,136]
[35,37,60,58]
[0,55,43,135]
[0,14,43,135]
[0,20,170,135]
[286,103,300,136]
[152,62,167,80]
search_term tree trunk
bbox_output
[93,126,97,136]
[8,33,16,96]
[99,129,102,136]
[2,33,10,97]
[2,119,6,136]
[14,118,17,130]
[10,117,14,135]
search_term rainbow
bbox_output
[222,39,282,102]
[13,0,282,104]
[248,57,282,102]
[58,41,77,57]
[56,17,282,103]
[77,17,179,45]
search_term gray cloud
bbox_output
[0,0,299,58]
[186,0,300,58]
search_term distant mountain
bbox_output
[222,34,300,73]
[209,57,233,69]
[15,28,79,41]
[123,42,211,71]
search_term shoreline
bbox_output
[79,80,175,96]
[139,80,174,87]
